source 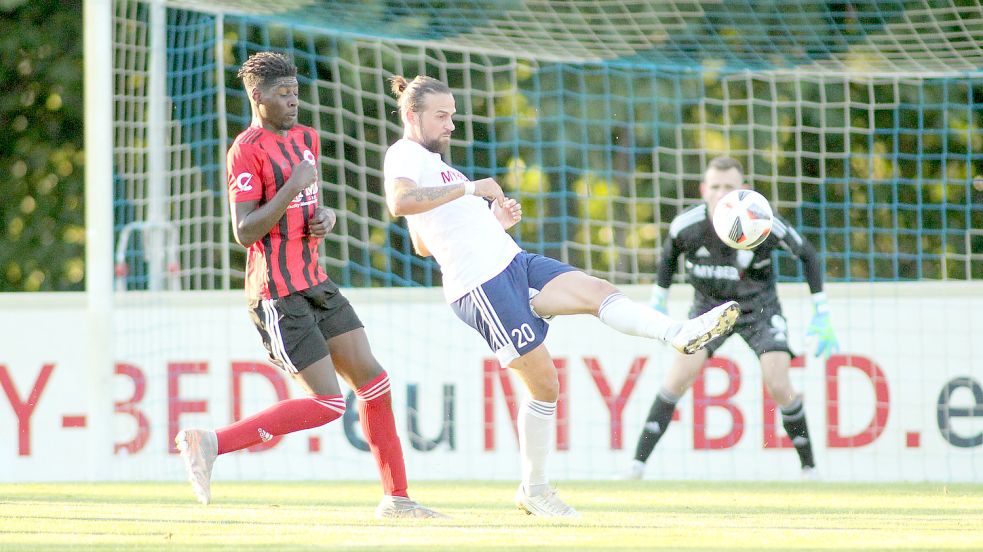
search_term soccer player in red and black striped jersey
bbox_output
[175,51,444,519]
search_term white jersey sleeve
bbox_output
[383,139,521,302]
[383,139,424,196]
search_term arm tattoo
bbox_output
[407,185,456,202]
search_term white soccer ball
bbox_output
[711,189,774,250]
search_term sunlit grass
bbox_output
[1,481,981,551]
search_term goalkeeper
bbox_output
[627,156,838,480]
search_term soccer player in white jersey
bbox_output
[382,75,740,517]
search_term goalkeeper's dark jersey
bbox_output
[657,204,823,314]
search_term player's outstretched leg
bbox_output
[175,428,218,505]
[591,291,737,354]
[175,393,346,505]
[670,301,740,354]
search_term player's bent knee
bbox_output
[520,370,559,401]
[673,359,704,387]
[534,380,560,402]
[764,383,796,405]
[342,362,384,389]
[587,275,619,299]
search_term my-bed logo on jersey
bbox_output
[688,263,740,281]
[234,172,254,192]
[440,169,467,183]
[303,149,316,165]
[289,183,319,209]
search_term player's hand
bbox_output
[471,178,505,207]
[649,286,669,314]
[806,293,839,359]
[493,197,522,230]
[308,206,336,238]
[288,159,318,193]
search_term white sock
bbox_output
[598,293,680,342]
[518,399,555,496]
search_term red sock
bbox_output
[357,372,408,498]
[216,394,344,454]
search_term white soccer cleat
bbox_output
[670,301,740,354]
[514,485,580,518]
[624,459,646,481]
[375,495,450,519]
[175,428,218,505]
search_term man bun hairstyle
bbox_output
[389,75,410,96]
[237,51,297,90]
[389,74,451,117]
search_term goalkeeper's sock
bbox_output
[781,396,816,469]
[356,372,409,498]
[633,389,680,463]
[598,293,680,342]
[518,399,555,496]
[215,394,344,454]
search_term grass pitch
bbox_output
[1,481,981,551]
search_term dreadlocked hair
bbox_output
[389,75,451,116]
[237,51,297,90]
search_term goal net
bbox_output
[98,0,983,483]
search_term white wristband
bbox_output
[463,181,476,196]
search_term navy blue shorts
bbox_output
[451,252,576,366]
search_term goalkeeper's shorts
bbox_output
[691,298,795,358]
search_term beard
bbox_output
[420,136,448,155]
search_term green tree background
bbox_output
[0,0,84,292]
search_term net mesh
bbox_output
[104,0,983,484]
[115,0,983,289]
[113,1,227,291]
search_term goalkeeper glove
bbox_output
[649,286,669,314]
[806,292,839,359]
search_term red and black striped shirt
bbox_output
[227,124,328,300]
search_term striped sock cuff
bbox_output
[781,396,805,421]
[356,372,391,402]
[311,394,346,415]
[525,399,557,419]
[658,388,681,404]
[597,292,627,319]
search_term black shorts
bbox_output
[691,299,795,358]
[248,279,364,373]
